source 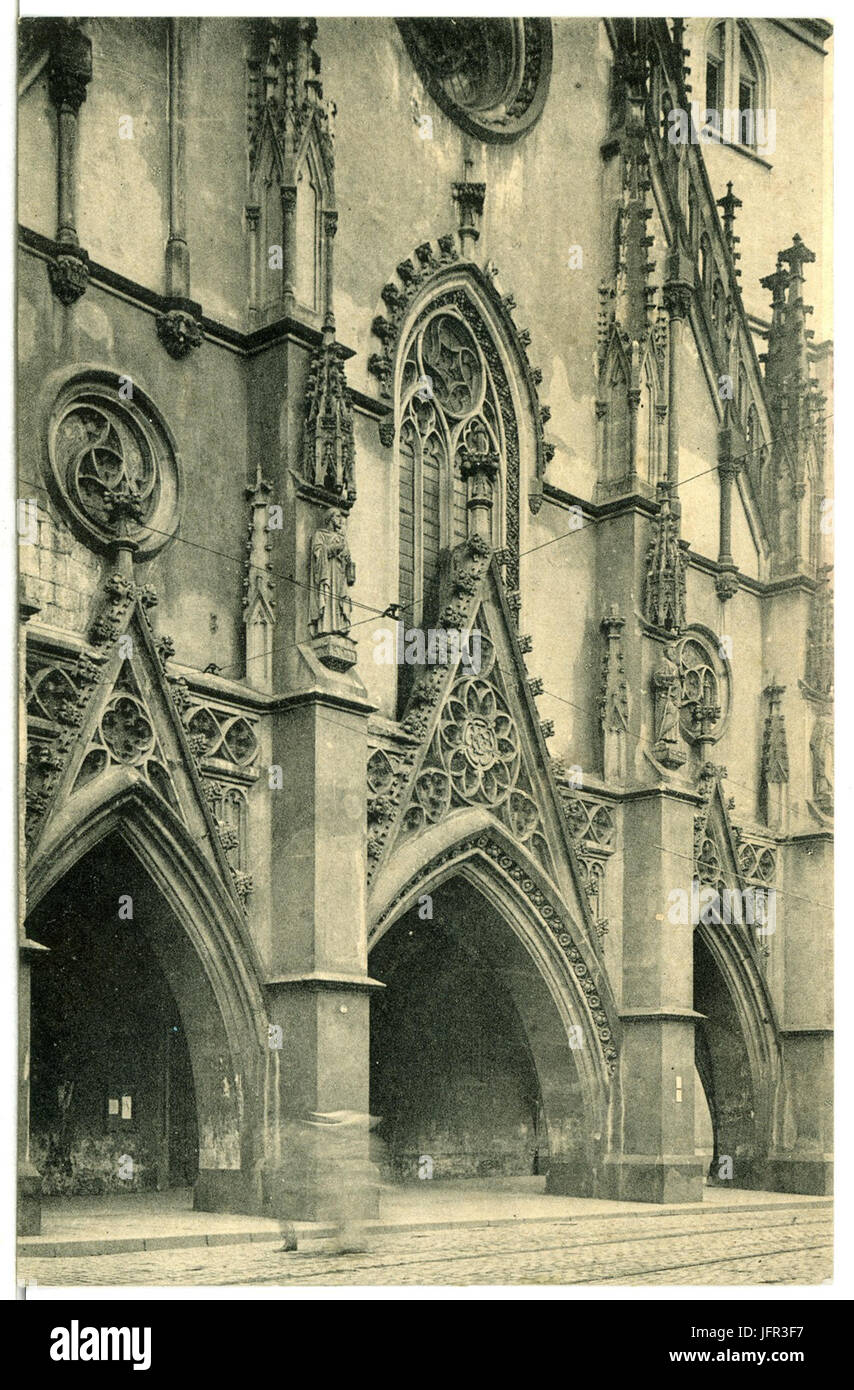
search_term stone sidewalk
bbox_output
[19,1179,832,1260]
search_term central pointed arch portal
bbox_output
[368,820,620,1196]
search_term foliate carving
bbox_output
[599,606,629,780]
[438,678,520,807]
[48,376,181,559]
[246,18,333,176]
[644,482,686,634]
[89,573,155,649]
[373,832,618,1075]
[156,308,204,360]
[369,243,553,509]
[399,614,550,869]
[562,795,616,853]
[693,761,726,882]
[309,508,357,670]
[367,744,416,870]
[25,645,105,844]
[303,339,356,505]
[46,19,93,113]
[368,236,460,399]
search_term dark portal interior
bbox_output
[370,882,544,1181]
[28,837,198,1196]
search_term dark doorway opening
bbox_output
[370,884,544,1183]
[693,928,758,1186]
[27,838,199,1196]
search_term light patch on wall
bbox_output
[17,298,36,363]
[73,297,115,351]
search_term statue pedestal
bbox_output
[312,634,357,672]
[655,740,687,770]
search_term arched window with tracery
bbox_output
[398,307,507,634]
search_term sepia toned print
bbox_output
[17,15,832,1288]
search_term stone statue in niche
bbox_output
[309,508,355,636]
[652,644,686,769]
[308,509,358,671]
[810,714,833,816]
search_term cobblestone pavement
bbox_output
[19,1207,832,1288]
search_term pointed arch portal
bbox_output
[369,826,619,1196]
[25,781,268,1213]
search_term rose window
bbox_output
[398,19,553,143]
[438,677,520,806]
[47,373,181,559]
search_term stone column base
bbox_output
[545,1159,597,1197]
[194,1168,262,1216]
[600,1155,705,1204]
[17,1163,42,1235]
[764,1156,833,1196]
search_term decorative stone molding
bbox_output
[693,760,727,884]
[736,832,777,888]
[368,236,460,397]
[368,242,554,527]
[677,629,731,745]
[373,831,617,1075]
[643,482,686,635]
[452,179,486,250]
[302,338,356,507]
[804,565,833,699]
[184,704,259,774]
[245,18,337,321]
[46,373,182,560]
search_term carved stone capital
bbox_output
[47,248,90,305]
[47,22,93,113]
[714,567,740,602]
[662,280,693,321]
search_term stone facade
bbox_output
[17,17,832,1233]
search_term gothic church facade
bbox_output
[17,17,833,1229]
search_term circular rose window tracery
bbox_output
[438,676,520,806]
[46,372,182,559]
[398,18,553,143]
